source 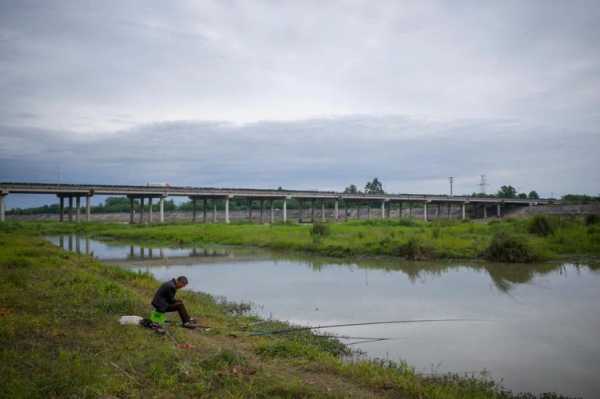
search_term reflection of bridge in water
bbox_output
[1,182,553,224]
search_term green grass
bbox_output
[4,215,599,263]
[0,225,576,398]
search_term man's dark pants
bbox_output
[164,300,190,323]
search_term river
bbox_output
[48,234,600,398]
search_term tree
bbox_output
[497,185,517,198]
[344,184,359,194]
[364,178,384,194]
[528,191,539,199]
[518,193,527,199]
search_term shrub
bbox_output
[310,223,331,238]
[585,214,600,226]
[398,237,435,260]
[483,232,538,263]
[527,215,554,237]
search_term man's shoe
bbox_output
[182,321,197,329]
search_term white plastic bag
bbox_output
[119,315,143,325]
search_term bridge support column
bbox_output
[75,196,81,222]
[0,194,5,222]
[139,197,145,224]
[321,201,325,222]
[367,203,371,220]
[462,203,466,220]
[334,199,339,221]
[148,197,153,223]
[225,197,230,224]
[423,202,428,221]
[213,201,217,223]
[85,195,91,222]
[260,200,265,223]
[497,203,502,218]
[483,205,487,219]
[381,201,385,219]
[192,198,197,222]
[299,199,304,222]
[283,198,287,223]
[311,199,315,223]
[248,199,253,222]
[59,196,64,222]
[159,197,165,223]
[129,197,134,224]
[270,200,274,224]
[68,196,73,222]
[203,199,207,223]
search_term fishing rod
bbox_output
[250,318,485,336]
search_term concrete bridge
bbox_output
[0,182,553,224]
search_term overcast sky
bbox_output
[1,1,599,207]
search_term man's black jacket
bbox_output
[152,279,177,312]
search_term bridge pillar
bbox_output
[381,201,385,219]
[68,196,73,222]
[148,197,153,223]
[59,196,64,222]
[270,200,274,224]
[248,199,253,222]
[497,203,502,218]
[0,194,5,222]
[129,197,134,224]
[192,197,197,222]
[139,197,145,224]
[203,198,208,223]
[159,197,165,223]
[334,199,339,220]
[423,202,428,221]
[311,199,315,223]
[85,195,91,222]
[213,201,217,223]
[260,199,265,223]
[321,201,325,222]
[299,199,304,222]
[225,197,230,224]
[462,203,467,220]
[75,196,81,222]
[483,205,488,219]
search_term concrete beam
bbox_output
[129,197,134,224]
[85,195,91,222]
[68,196,73,222]
[139,197,144,224]
[75,196,80,223]
[0,194,5,222]
[159,197,165,223]
[334,199,339,220]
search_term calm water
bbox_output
[48,235,600,398]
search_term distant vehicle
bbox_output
[146,182,170,187]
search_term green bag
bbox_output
[150,310,166,326]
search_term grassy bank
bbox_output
[1,227,576,398]
[5,215,600,262]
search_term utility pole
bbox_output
[479,174,487,195]
[448,177,454,196]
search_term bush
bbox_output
[398,237,435,260]
[585,214,600,226]
[483,232,538,263]
[310,223,331,238]
[527,215,554,236]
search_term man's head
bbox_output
[175,276,188,289]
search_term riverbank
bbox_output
[4,215,600,263]
[1,227,576,398]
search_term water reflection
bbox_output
[48,234,232,261]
